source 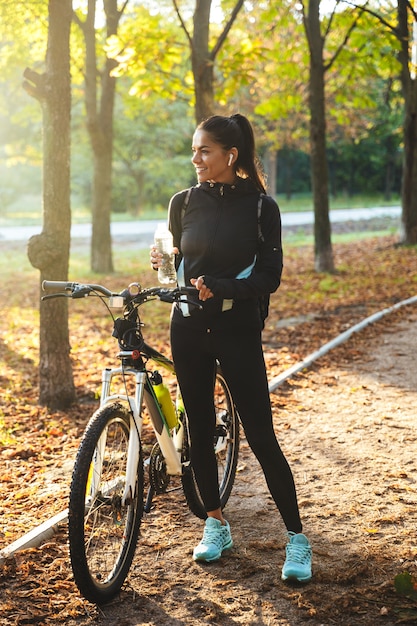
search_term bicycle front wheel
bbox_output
[68,402,143,604]
[182,368,240,519]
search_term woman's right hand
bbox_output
[150,245,162,269]
[150,245,179,269]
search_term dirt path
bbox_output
[1,308,417,625]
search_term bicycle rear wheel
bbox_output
[182,368,240,519]
[68,402,143,604]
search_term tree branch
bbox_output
[172,0,193,47]
[22,67,46,100]
[324,4,366,73]
[211,0,245,61]
[406,0,417,21]
[119,0,129,18]
[72,8,86,33]
[343,0,400,37]
[323,0,338,38]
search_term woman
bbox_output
[151,113,312,583]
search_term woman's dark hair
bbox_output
[197,113,266,193]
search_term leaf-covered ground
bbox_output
[1,234,417,625]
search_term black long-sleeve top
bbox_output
[168,178,283,331]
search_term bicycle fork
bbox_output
[98,366,184,508]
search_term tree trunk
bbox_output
[78,0,124,273]
[24,0,75,409]
[285,149,294,201]
[400,96,417,244]
[264,148,277,197]
[397,0,417,244]
[173,0,243,124]
[384,152,394,202]
[192,0,214,123]
[304,0,334,272]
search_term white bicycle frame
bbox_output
[93,352,185,507]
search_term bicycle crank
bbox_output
[149,442,170,494]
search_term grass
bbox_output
[0,193,401,228]
[0,241,152,280]
[274,193,400,213]
[0,224,401,286]
[282,226,400,247]
[0,246,36,277]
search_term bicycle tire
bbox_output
[68,402,143,604]
[182,369,240,519]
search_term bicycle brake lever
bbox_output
[176,298,203,310]
[72,286,95,298]
[41,293,71,301]
[157,292,202,310]
[158,291,177,303]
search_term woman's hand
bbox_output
[190,276,214,301]
[150,245,162,269]
[150,245,178,269]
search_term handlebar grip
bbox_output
[42,280,72,291]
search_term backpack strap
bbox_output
[257,194,265,243]
[178,187,193,317]
[181,187,193,222]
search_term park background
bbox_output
[0,0,409,230]
[1,3,417,624]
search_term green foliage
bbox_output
[394,572,417,601]
[0,1,47,78]
[275,147,311,196]
[0,0,409,219]
[220,2,310,150]
[111,93,195,213]
[108,3,191,102]
[0,2,46,173]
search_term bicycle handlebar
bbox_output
[41,280,201,308]
[42,280,113,297]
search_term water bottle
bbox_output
[154,223,176,284]
[151,371,178,429]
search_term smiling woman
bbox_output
[150,112,313,583]
[191,129,237,185]
[190,113,266,192]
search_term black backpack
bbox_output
[180,189,269,329]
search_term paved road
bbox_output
[0,206,401,244]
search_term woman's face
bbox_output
[191,129,236,184]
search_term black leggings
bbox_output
[170,323,302,533]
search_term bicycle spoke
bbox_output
[68,404,143,604]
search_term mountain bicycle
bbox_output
[42,280,240,605]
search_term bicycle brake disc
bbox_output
[149,443,170,494]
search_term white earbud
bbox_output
[228,154,233,166]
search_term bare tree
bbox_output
[73,0,128,273]
[301,0,363,272]
[350,0,417,244]
[303,0,334,272]
[397,0,417,244]
[172,0,244,123]
[23,0,75,409]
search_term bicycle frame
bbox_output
[97,346,185,507]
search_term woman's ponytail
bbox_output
[230,114,266,193]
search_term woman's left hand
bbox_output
[190,276,214,301]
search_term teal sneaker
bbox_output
[193,517,233,562]
[281,532,312,583]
